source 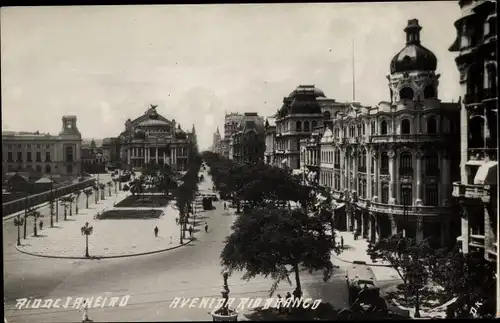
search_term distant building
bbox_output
[229,113,265,164]
[221,113,243,158]
[264,117,276,165]
[117,104,195,171]
[212,127,222,155]
[449,0,497,262]
[102,137,121,165]
[81,139,106,173]
[1,116,83,181]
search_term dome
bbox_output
[138,118,170,127]
[288,85,326,99]
[390,19,437,74]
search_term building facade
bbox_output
[118,105,194,171]
[2,116,83,181]
[274,85,326,169]
[229,112,265,164]
[264,117,276,164]
[102,137,121,165]
[221,112,243,158]
[322,19,461,247]
[449,0,497,262]
[212,127,222,155]
[299,130,322,186]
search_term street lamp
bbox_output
[81,221,93,258]
[13,215,24,246]
[23,194,28,239]
[402,200,409,238]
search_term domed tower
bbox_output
[388,19,440,110]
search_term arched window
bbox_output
[401,119,411,134]
[45,165,51,173]
[427,116,437,134]
[371,121,376,135]
[424,153,439,176]
[399,87,414,100]
[323,111,331,119]
[66,146,74,162]
[304,121,310,132]
[362,123,366,135]
[35,165,42,173]
[381,152,389,173]
[469,116,485,149]
[399,152,413,175]
[380,120,388,135]
[296,121,302,132]
[424,85,436,99]
[486,63,497,97]
[312,121,318,129]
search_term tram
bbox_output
[346,261,381,306]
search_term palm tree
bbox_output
[74,191,82,214]
[83,188,93,209]
[27,208,41,237]
[99,183,106,200]
[93,185,99,204]
[113,178,118,194]
[60,198,69,220]
[68,194,75,216]
[107,181,113,197]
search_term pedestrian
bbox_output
[79,300,90,322]
[341,236,344,249]
[285,292,292,314]
[189,226,193,237]
[276,294,283,314]
[154,226,159,237]
[39,220,43,231]
[204,223,208,233]
[224,202,227,210]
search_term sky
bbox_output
[1,3,462,150]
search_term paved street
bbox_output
[4,170,394,322]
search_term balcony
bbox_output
[368,202,452,216]
[399,167,413,176]
[452,181,490,199]
[464,93,482,106]
[380,168,389,175]
[482,88,498,102]
[369,134,451,144]
[486,242,497,262]
[468,148,497,162]
[469,235,485,249]
[425,168,440,177]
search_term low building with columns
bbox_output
[321,19,461,248]
[118,105,194,171]
[449,0,497,262]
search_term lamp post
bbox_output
[402,201,409,238]
[81,221,93,258]
[23,194,28,239]
[13,215,24,246]
[407,245,422,318]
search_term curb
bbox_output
[15,238,194,260]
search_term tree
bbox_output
[83,188,93,209]
[129,178,145,199]
[113,178,118,194]
[49,194,56,227]
[74,190,82,215]
[367,234,432,316]
[93,184,99,204]
[221,204,337,299]
[27,208,41,237]
[428,248,496,318]
[107,181,112,196]
[60,198,69,221]
[99,183,106,200]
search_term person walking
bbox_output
[39,220,44,231]
[340,236,344,249]
[189,226,193,237]
[204,223,208,233]
[175,217,179,225]
[79,300,91,322]
[154,226,159,237]
[224,202,227,210]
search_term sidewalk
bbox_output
[16,190,189,259]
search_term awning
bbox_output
[474,161,497,185]
[466,160,486,166]
[335,202,346,210]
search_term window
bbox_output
[8,152,13,162]
[296,121,302,132]
[27,144,31,149]
[335,128,339,137]
[46,152,51,162]
[468,116,485,148]
[17,144,21,149]
[46,144,51,149]
[380,152,389,174]
[401,119,411,134]
[399,87,414,100]
[304,121,310,132]
[400,184,412,205]
[350,126,355,137]
[371,121,376,135]
[427,116,437,134]
[424,85,436,99]
[35,165,42,173]
[399,152,412,175]
[312,121,317,129]
[66,146,74,162]
[362,123,366,135]
[36,144,41,149]
[17,152,22,162]
[425,184,439,206]
[36,152,41,162]
[45,165,51,173]
[424,153,439,176]
[67,164,73,174]
[344,127,347,137]
[380,120,388,135]
[381,184,389,204]
[27,152,32,162]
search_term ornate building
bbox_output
[299,130,322,186]
[264,117,276,164]
[102,137,121,165]
[221,112,243,158]
[323,19,460,247]
[449,0,497,261]
[274,85,326,169]
[118,105,195,171]
[2,116,83,181]
[212,127,222,155]
[229,113,265,164]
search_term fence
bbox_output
[2,178,96,217]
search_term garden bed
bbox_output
[97,209,163,219]
[115,194,173,207]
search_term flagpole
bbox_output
[352,39,355,102]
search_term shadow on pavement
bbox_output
[63,218,76,221]
[32,234,48,238]
[49,226,64,229]
[244,303,340,321]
